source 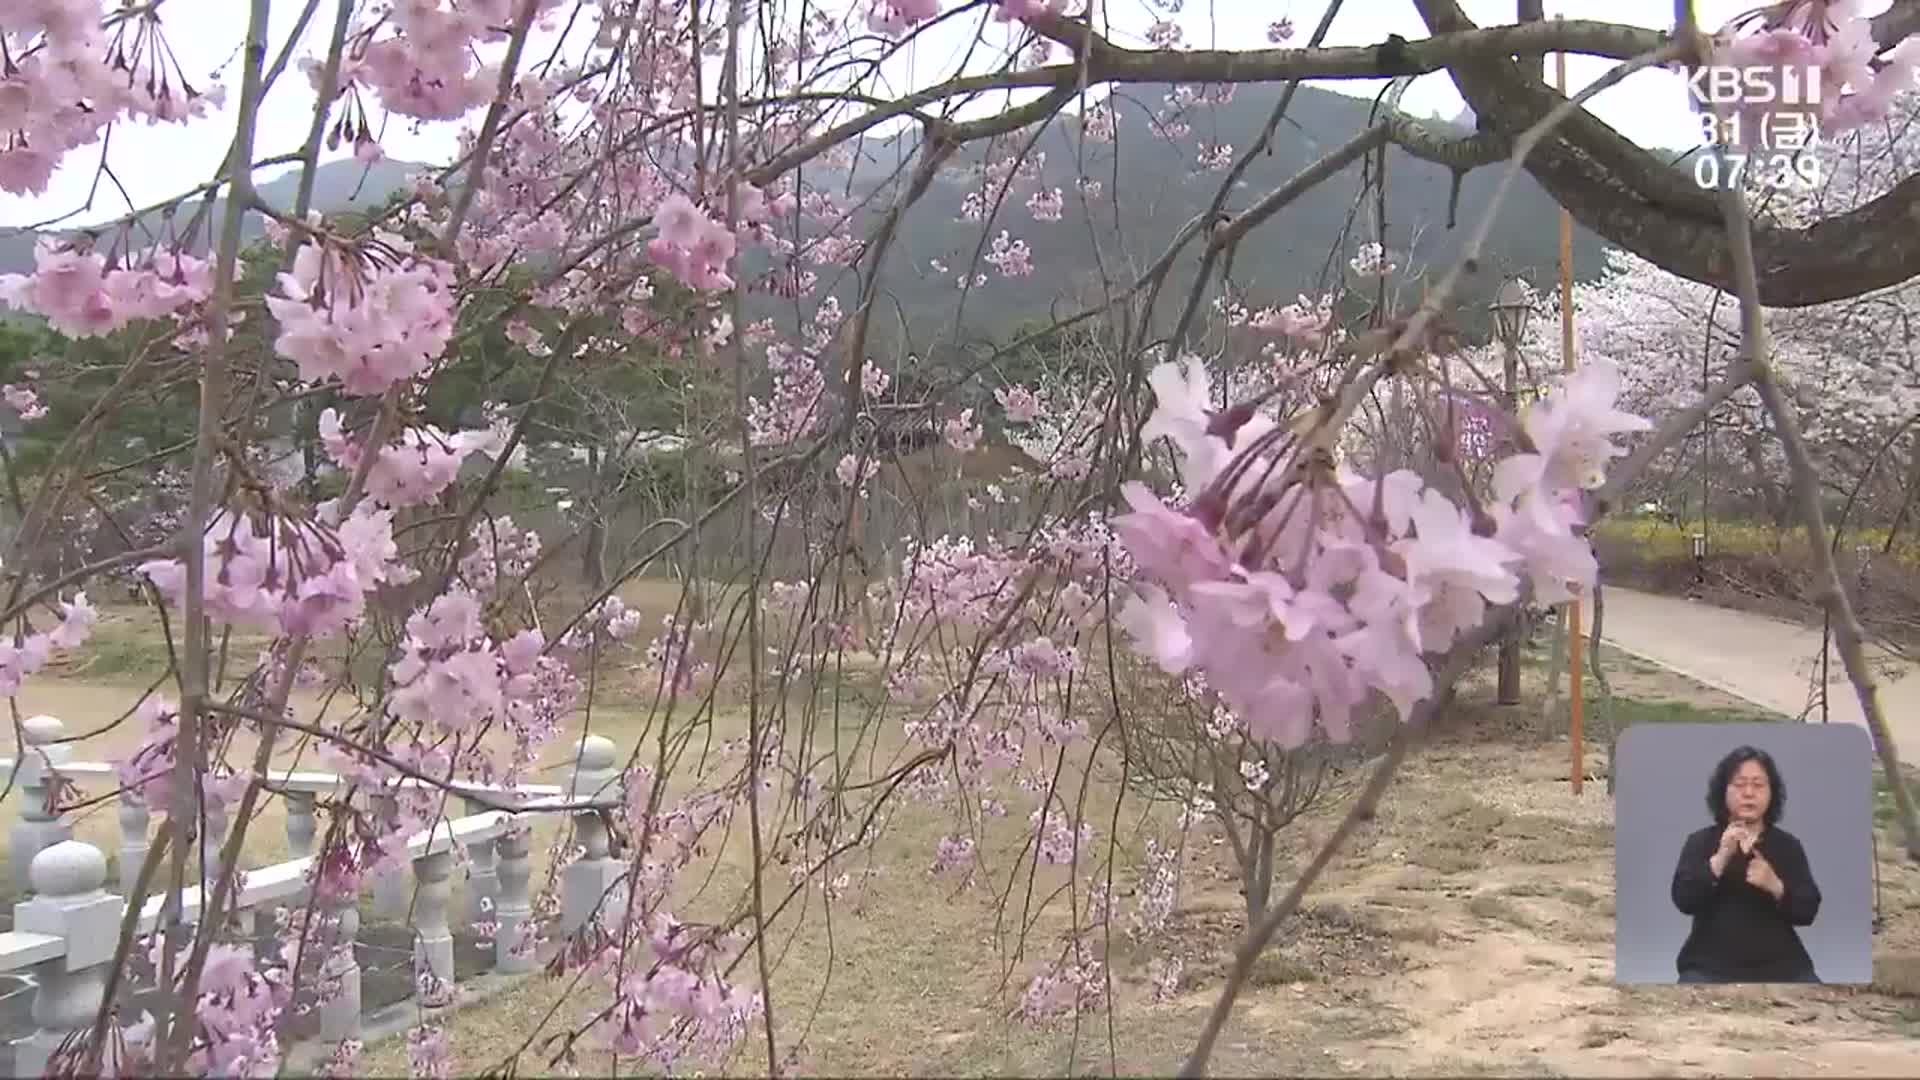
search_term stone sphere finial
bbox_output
[21,714,64,746]
[30,840,107,897]
[576,734,618,773]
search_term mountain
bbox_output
[0,156,427,275]
[817,82,1639,348]
[5,84,1679,342]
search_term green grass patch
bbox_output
[59,624,173,678]
[1599,697,1774,727]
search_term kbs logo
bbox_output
[1683,64,1824,107]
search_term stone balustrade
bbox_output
[0,719,629,1076]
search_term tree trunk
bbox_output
[1243,826,1274,924]
[582,444,607,589]
[1744,435,1790,527]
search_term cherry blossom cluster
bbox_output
[139,502,408,639]
[984,231,1035,277]
[1196,142,1236,171]
[0,1,222,195]
[319,407,512,508]
[457,515,543,591]
[641,613,712,695]
[386,591,574,748]
[1031,806,1095,864]
[322,0,565,125]
[0,589,96,697]
[1712,0,1920,140]
[1026,187,1065,221]
[995,0,1067,24]
[557,595,646,651]
[2,382,47,421]
[0,241,215,338]
[834,451,880,497]
[117,697,248,814]
[1126,838,1181,941]
[1113,356,1649,747]
[1349,241,1397,277]
[866,0,942,36]
[647,193,739,292]
[943,409,983,453]
[593,916,762,1066]
[996,384,1045,424]
[746,297,839,446]
[1016,939,1107,1023]
[1001,375,1103,479]
[404,1024,451,1080]
[116,941,288,1076]
[1248,292,1339,348]
[266,229,458,396]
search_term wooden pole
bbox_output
[1556,28,1585,794]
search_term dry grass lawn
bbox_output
[3,595,1918,1078]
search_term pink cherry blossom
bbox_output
[1108,354,1645,746]
[266,232,457,396]
[1115,584,1192,673]
[997,384,1044,423]
[1493,360,1651,497]
[943,409,982,452]
[2,383,47,421]
[994,0,1064,23]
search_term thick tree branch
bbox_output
[1412,0,1920,307]
[1027,14,1669,82]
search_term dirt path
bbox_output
[1273,725,1920,1078]
[1582,585,1920,755]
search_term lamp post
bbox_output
[1490,279,1534,706]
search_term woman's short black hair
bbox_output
[1706,745,1787,826]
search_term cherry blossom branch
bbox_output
[1714,181,1920,862]
[1027,13,1666,83]
[156,0,274,1063]
[1160,0,1345,361]
[1586,360,1755,519]
[176,1,564,1007]
[442,0,542,248]
[717,2,783,1071]
[283,0,356,244]
[200,702,609,812]
[79,822,174,1075]
[1410,0,1920,305]
[1213,121,1390,251]
[0,546,169,627]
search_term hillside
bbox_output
[3,84,1670,341]
[818,83,1624,345]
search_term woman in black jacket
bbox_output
[1670,745,1822,983]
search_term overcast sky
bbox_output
[0,0,1888,228]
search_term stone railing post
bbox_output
[116,796,150,896]
[197,794,250,940]
[412,847,455,1004]
[561,735,623,937]
[284,791,317,857]
[9,715,73,895]
[12,841,120,1076]
[370,792,410,919]
[317,890,361,1043]
[493,826,533,974]
[461,796,498,929]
